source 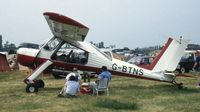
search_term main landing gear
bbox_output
[24,60,53,93]
[25,79,45,93]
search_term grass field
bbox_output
[1,71,200,112]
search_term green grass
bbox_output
[0,71,200,112]
[94,99,138,110]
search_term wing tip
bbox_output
[43,12,89,29]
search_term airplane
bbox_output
[17,12,189,93]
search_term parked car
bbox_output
[176,51,196,73]
[128,56,153,65]
[18,43,39,49]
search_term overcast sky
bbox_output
[0,0,200,49]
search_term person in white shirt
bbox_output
[58,67,81,97]
[64,75,80,97]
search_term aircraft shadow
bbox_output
[111,84,200,94]
[40,87,62,93]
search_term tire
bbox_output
[26,84,38,93]
[35,80,45,88]
[179,67,186,74]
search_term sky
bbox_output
[0,0,200,49]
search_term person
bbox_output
[64,75,80,97]
[89,66,112,93]
[58,67,81,97]
[66,67,82,82]
[193,51,200,87]
[97,66,112,81]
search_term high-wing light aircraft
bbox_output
[17,12,189,93]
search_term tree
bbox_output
[0,35,2,51]
[3,41,17,53]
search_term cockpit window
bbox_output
[44,38,61,51]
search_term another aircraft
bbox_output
[17,12,189,93]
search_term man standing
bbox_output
[66,67,82,82]
[193,51,200,87]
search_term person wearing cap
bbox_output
[192,51,200,87]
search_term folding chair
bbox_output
[93,78,109,96]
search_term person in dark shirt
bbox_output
[193,51,200,87]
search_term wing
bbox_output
[43,12,89,43]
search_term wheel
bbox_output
[26,84,38,93]
[179,67,186,74]
[35,80,45,88]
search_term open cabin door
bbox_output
[51,42,89,65]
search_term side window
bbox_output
[44,38,61,51]
[103,51,112,59]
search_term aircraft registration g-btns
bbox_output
[17,12,189,93]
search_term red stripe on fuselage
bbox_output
[17,54,36,67]
[138,38,173,70]
[17,54,170,83]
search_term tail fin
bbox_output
[140,37,189,72]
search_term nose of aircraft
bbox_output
[17,48,39,67]
[17,48,26,55]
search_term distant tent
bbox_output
[0,53,11,72]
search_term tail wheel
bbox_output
[35,80,45,88]
[26,84,38,93]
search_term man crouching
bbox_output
[58,75,80,98]
[65,75,80,97]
